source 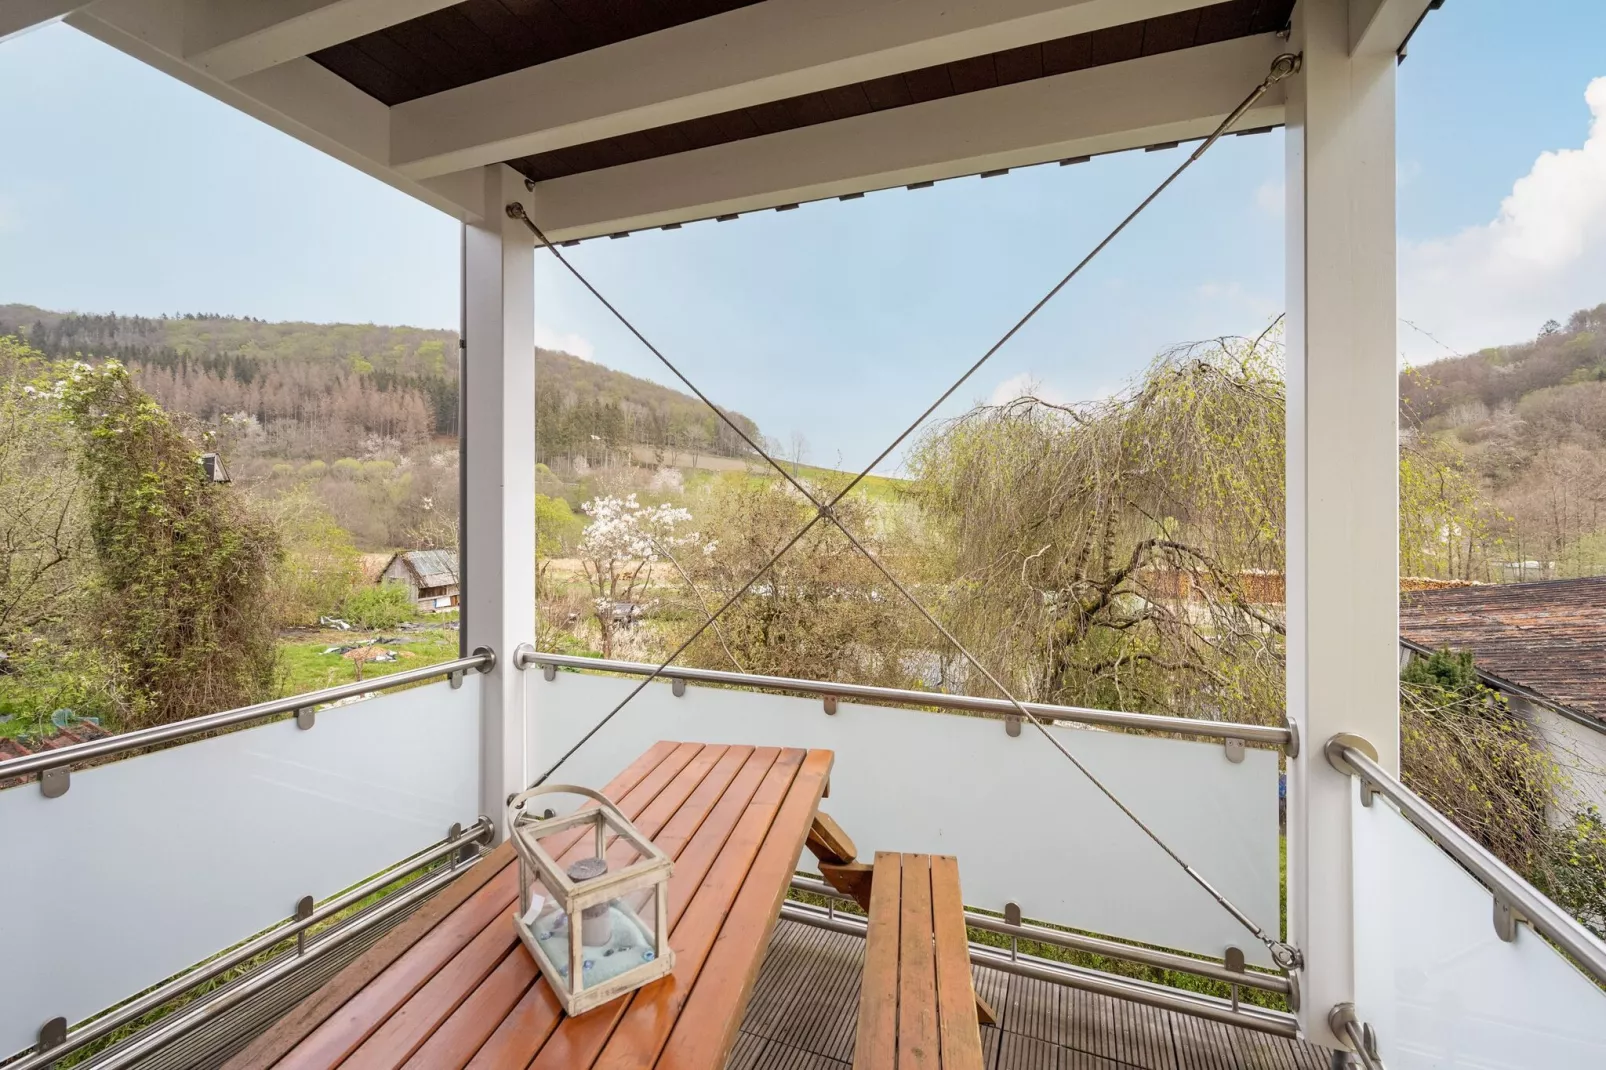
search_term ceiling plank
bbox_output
[0,0,89,43]
[522,34,1288,242]
[184,0,464,81]
[389,0,1208,179]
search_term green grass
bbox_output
[274,626,461,697]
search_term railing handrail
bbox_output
[1330,737,1606,988]
[0,650,493,781]
[519,650,1293,748]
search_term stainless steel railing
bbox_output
[1327,735,1606,988]
[0,649,494,787]
[518,651,1294,750]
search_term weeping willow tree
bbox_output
[910,334,1287,725]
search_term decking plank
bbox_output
[653,749,834,1070]
[929,856,983,1070]
[896,854,940,1070]
[852,854,902,1070]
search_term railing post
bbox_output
[1284,0,1401,1046]
[463,164,536,841]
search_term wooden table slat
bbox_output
[591,749,810,1070]
[897,855,940,1070]
[930,856,984,1070]
[527,748,802,1070]
[653,748,834,1070]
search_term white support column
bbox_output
[463,164,535,840]
[1284,0,1399,1046]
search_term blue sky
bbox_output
[2,2,1604,472]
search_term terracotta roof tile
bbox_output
[1400,576,1606,724]
[0,722,111,790]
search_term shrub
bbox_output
[56,361,280,727]
[341,582,417,630]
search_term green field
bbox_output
[274,626,461,697]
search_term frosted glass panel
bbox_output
[526,670,1280,965]
[0,676,480,1060]
[1352,780,1606,1069]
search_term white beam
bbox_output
[1284,0,1399,1048]
[463,164,536,839]
[525,34,1286,243]
[1348,0,1434,56]
[64,0,486,221]
[0,0,89,42]
[391,0,1206,180]
[183,0,461,81]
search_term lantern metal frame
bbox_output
[507,784,675,1014]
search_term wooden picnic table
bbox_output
[226,741,833,1070]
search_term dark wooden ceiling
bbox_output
[310,0,1293,185]
[310,0,769,105]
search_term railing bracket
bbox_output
[1493,897,1524,942]
[295,895,314,954]
[296,708,315,730]
[672,678,686,698]
[40,766,68,798]
[543,663,556,682]
[1283,718,1300,758]
[1224,739,1245,763]
[471,645,497,673]
[1005,714,1021,737]
[38,1017,66,1051]
[1324,733,1378,778]
[823,695,838,716]
[448,670,464,690]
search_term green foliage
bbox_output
[535,493,583,558]
[1400,650,1606,938]
[262,488,363,626]
[54,360,281,727]
[1399,439,1502,580]
[909,334,1287,723]
[340,582,417,630]
[1400,646,1480,694]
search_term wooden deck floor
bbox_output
[730,921,1333,1070]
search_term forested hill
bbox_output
[0,305,761,462]
[1401,302,1606,427]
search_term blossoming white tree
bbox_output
[577,494,704,657]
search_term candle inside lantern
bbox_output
[567,857,614,946]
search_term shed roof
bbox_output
[387,549,459,590]
[1399,576,1606,726]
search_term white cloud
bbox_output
[989,373,1067,406]
[1254,178,1284,218]
[533,319,595,361]
[1399,76,1606,361]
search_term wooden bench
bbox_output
[801,818,989,1070]
[853,853,985,1070]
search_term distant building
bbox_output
[1400,576,1606,817]
[378,549,460,613]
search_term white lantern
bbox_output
[508,785,675,1014]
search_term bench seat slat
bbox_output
[853,853,903,1070]
[931,856,984,1070]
